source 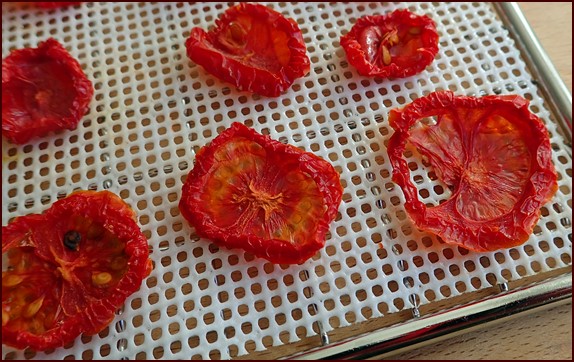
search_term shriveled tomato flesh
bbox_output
[2,38,93,144]
[185,3,310,97]
[388,91,558,252]
[201,136,325,243]
[3,58,77,127]
[340,9,439,78]
[2,191,151,351]
[215,15,291,73]
[360,22,425,68]
[179,122,343,264]
[2,217,129,337]
[410,112,531,221]
[2,248,61,336]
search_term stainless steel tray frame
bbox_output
[292,273,572,359]
[289,3,573,359]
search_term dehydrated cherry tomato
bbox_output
[340,9,439,78]
[185,3,310,97]
[2,190,152,351]
[179,122,343,264]
[387,91,558,251]
[2,38,93,144]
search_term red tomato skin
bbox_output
[2,191,152,351]
[2,38,93,144]
[179,122,343,264]
[387,91,558,251]
[185,3,310,97]
[35,2,80,8]
[340,9,439,78]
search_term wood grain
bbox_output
[519,2,572,92]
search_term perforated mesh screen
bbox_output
[2,2,572,360]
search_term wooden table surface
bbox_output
[389,2,572,360]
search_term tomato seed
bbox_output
[292,213,303,224]
[3,274,23,287]
[2,310,9,326]
[63,230,81,251]
[24,296,44,318]
[229,21,247,45]
[92,272,112,286]
[381,45,392,65]
[388,32,399,46]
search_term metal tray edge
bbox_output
[494,2,572,147]
[289,273,572,360]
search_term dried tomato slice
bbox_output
[2,38,93,144]
[340,9,439,78]
[2,191,152,351]
[179,122,343,264]
[185,3,310,97]
[387,91,558,251]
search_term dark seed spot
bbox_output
[64,230,81,251]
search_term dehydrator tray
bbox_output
[2,2,572,360]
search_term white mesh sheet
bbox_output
[2,1,572,360]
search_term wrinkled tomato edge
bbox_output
[2,191,152,351]
[387,91,558,251]
[179,122,343,264]
[2,38,93,144]
[185,3,310,97]
[340,9,439,78]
